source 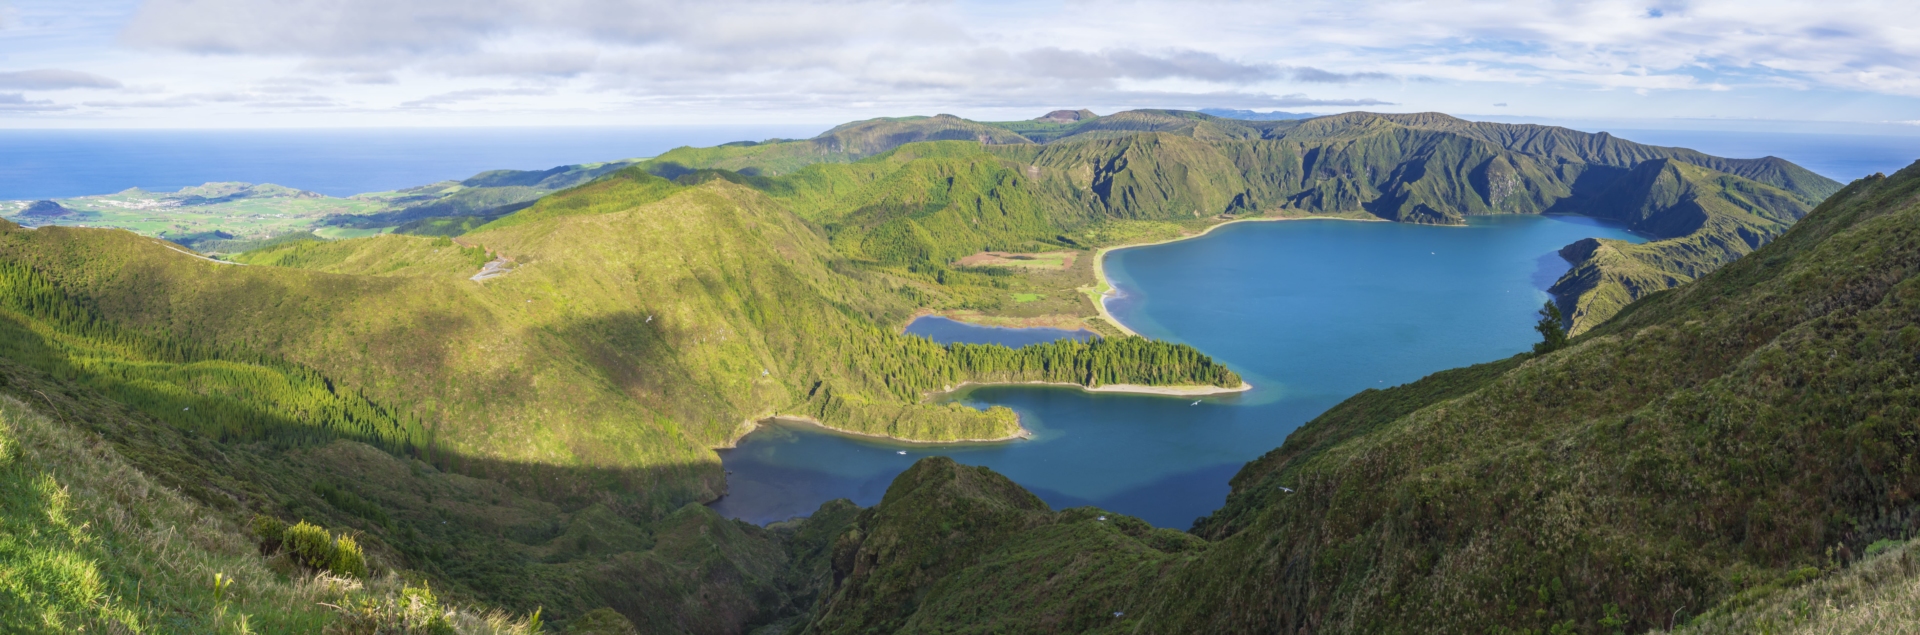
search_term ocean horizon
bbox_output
[1,123,1913,203]
[0,125,830,201]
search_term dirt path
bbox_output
[156,240,244,266]
[470,256,513,281]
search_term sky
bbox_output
[1,0,1917,130]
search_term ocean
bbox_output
[0,126,828,200]
[1,125,1911,203]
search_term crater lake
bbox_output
[712,215,1645,527]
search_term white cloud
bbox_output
[0,68,122,89]
[400,87,555,109]
[0,0,1904,125]
[115,0,1394,112]
[0,92,72,111]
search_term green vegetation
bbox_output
[655,112,1834,338]
[791,161,1920,633]
[0,162,644,256]
[0,397,548,634]
[1551,159,1817,332]
[1532,300,1568,353]
[0,184,387,247]
[334,160,644,231]
[1662,539,1920,635]
[231,234,493,278]
[0,257,429,451]
[0,110,1866,632]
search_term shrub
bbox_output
[330,534,369,579]
[1865,538,1905,558]
[251,514,289,553]
[285,521,336,571]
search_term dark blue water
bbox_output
[0,126,825,199]
[903,315,1094,347]
[713,215,1646,527]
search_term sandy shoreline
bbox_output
[1086,213,1386,335]
[928,379,1253,399]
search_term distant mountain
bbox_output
[1033,109,1098,123]
[172,182,325,205]
[649,110,1837,330]
[325,159,643,231]
[1197,108,1316,120]
[18,199,73,217]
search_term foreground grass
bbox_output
[1666,539,1920,635]
[0,396,543,634]
[0,396,332,632]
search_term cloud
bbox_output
[0,69,123,90]
[82,92,342,110]
[429,51,600,78]
[1018,48,1281,83]
[90,0,1920,123]
[400,87,555,109]
[117,0,1397,106]
[1286,67,1394,83]
[0,93,72,111]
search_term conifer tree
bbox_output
[1533,301,1568,354]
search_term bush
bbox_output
[285,521,336,571]
[251,514,289,553]
[331,534,369,579]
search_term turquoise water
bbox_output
[711,215,1645,527]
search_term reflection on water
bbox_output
[714,215,1645,527]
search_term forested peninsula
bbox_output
[0,108,1870,632]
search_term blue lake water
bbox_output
[712,215,1647,527]
[0,126,825,200]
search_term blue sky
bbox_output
[1,0,1917,130]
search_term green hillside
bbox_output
[1551,159,1815,332]
[0,110,1868,632]
[335,159,645,232]
[646,110,1838,342]
[0,166,1234,630]
[794,161,1920,633]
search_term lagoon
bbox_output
[711,215,1645,528]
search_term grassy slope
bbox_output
[1663,538,1920,635]
[0,219,728,508]
[0,245,852,631]
[1551,159,1814,333]
[798,163,1919,634]
[338,160,645,230]
[0,393,561,634]
[0,396,335,633]
[231,234,493,277]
